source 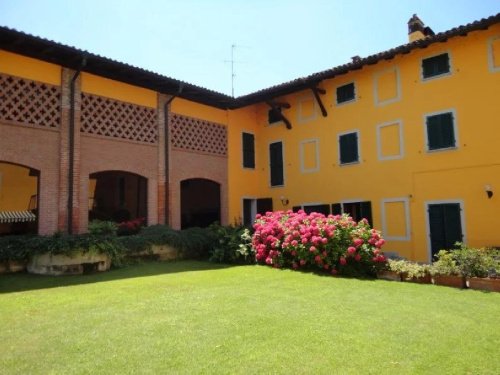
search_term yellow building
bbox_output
[1,14,499,262]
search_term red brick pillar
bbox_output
[59,68,82,233]
[157,94,173,226]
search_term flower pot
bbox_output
[432,275,466,289]
[27,252,111,275]
[403,273,432,284]
[467,277,500,292]
[377,270,401,281]
[0,261,8,274]
[7,260,26,273]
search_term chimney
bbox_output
[407,14,435,42]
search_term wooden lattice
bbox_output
[170,113,227,156]
[0,74,61,129]
[81,93,157,143]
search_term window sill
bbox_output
[426,146,458,153]
[421,72,452,82]
[339,161,360,166]
[336,98,357,107]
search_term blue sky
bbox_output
[1,1,499,96]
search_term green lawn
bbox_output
[1,261,499,374]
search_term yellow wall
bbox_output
[0,163,37,211]
[226,24,500,261]
[0,50,61,85]
[81,72,157,108]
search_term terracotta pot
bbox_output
[0,261,8,274]
[377,270,401,281]
[403,273,432,284]
[8,260,26,273]
[467,277,500,292]
[432,275,466,289]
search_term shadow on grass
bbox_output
[0,260,235,294]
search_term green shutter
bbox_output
[242,133,255,168]
[269,142,284,186]
[422,53,450,78]
[257,198,273,215]
[340,133,358,164]
[427,112,455,150]
[303,204,330,215]
[360,201,373,227]
[331,203,342,215]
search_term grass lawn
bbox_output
[1,261,499,374]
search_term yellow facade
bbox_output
[226,25,500,262]
[0,50,61,85]
[0,163,37,211]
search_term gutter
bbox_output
[67,57,87,234]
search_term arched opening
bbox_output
[89,171,147,223]
[181,178,220,229]
[0,161,39,235]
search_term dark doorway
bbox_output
[181,178,220,229]
[0,162,39,235]
[89,171,147,223]
[428,203,463,259]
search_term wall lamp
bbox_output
[485,185,493,199]
[280,196,289,206]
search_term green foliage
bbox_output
[388,259,430,280]
[88,220,118,236]
[208,224,255,264]
[430,250,460,276]
[177,227,213,259]
[0,235,34,262]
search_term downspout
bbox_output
[67,57,87,234]
[163,84,183,226]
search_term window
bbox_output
[242,132,255,168]
[338,131,359,165]
[268,107,282,124]
[292,204,330,215]
[336,82,355,104]
[425,111,456,151]
[332,201,373,226]
[422,53,450,79]
[243,198,273,226]
[269,141,284,186]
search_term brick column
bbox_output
[59,68,82,233]
[157,94,173,226]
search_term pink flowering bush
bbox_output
[252,210,386,276]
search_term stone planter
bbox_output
[7,260,26,273]
[377,270,401,281]
[128,244,179,261]
[28,252,111,276]
[432,275,466,289]
[467,277,500,292]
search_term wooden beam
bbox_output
[310,86,328,117]
[266,101,292,130]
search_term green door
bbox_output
[428,203,463,259]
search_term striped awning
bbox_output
[0,210,37,223]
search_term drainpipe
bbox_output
[163,84,183,226]
[68,57,87,234]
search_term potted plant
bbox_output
[400,261,432,284]
[454,245,500,292]
[430,250,466,288]
[378,259,403,281]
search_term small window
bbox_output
[269,141,284,187]
[426,112,456,151]
[336,83,355,104]
[339,132,359,165]
[268,108,282,124]
[242,132,255,169]
[422,53,450,79]
[332,201,373,226]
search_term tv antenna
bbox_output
[224,44,244,97]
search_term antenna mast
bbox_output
[230,44,236,97]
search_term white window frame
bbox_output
[268,139,285,188]
[297,92,317,123]
[380,197,411,241]
[424,199,466,263]
[376,120,404,161]
[335,81,357,106]
[487,35,500,73]
[421,51,453,82]
[299,138,320,173]
[373,66,401,106]
[337,129,361,166]
[241,130,256,170]
[423,109,459,153]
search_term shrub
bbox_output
[433,244,500,278]
[252,210,387,276]
[430,250,460,276]
[177,227,213,259]
[117,217,146,236]
[88,220,118,236]
[208,223,254,264]
[388,259,430,280]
